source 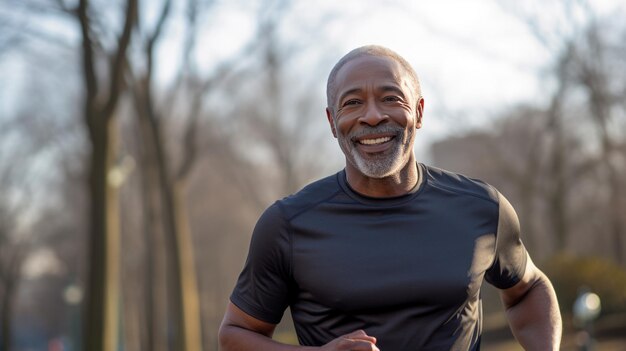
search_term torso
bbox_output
[281,164,499,350]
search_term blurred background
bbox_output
[0,0,625,350]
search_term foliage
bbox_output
[543,253,626,315]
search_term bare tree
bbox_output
[497,0,626,261]
[234,4,337,199]
[129,1,199,349]
[71,0,138,350]
[566,24,626,263]
[128,0,265,349]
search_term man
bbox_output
[219,45,562,350]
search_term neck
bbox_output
[345,158,420,198]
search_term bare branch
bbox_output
[77,0,99,125]
[146,0,172,71]
[102,0,137,120]
[172,33,266,182]
[142,0,173,117]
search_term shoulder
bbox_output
[422,164,499,204]
[252,172,342,243]
[276,172,343,221]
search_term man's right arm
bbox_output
[218,302,379,351]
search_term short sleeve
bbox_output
[485,191,528,289]
[230,202,293,324]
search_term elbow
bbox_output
[218,322,233,350]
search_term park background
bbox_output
[1,0,625,350]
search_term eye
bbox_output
[342,99,361,107]
[383,95,401,102]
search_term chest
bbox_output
[290,204,497,312]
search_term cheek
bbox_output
[392,114,414,129]
[334,115,357,136]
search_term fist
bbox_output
[320,330,379,351]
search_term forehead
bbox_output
[334,55,408,93]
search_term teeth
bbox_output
[360,136,392,145]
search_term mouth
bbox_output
[352,133,396,153]
[358,136,393,145]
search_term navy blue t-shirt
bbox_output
[230,164,527,350]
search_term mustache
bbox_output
[348,125,404,141]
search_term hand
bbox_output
[319,330,379,351]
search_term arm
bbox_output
[218,302,379,351]
[218,302,300,351]
[500,255,562,351]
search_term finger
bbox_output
[338,339,379,351]
[343,329,377,343]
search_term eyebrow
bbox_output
[337,85,406,106]
[380,85,406,98]
[337,88,362,106]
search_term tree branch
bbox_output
[102,0,137,120]
[77,0,98,125]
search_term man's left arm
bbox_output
[500,254,562,351]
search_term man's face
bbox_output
[326,55,423,179]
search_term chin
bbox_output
[352,154,408,179]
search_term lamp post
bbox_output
[573,288,601,351]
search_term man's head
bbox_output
[326,45,422,117]
[325,45,424,181]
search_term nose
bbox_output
[359,101,388,126]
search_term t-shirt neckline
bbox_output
[337,163,426,206]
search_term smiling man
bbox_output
[218,45,562,351]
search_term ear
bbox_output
[326,107,338,138]
[415,97,424,129]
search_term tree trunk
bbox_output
[78,0,136,348]
[136,102,167,351]
[133,80,202,350]
[171,180,203,351]
[84,116,121,351]
[545,74,569,252]
[149,118,202,351]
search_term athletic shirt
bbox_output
[230,163,527,351]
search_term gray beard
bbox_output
[351,144,403,178]
[341,125,413,179]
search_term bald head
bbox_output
[326,45,422,115]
